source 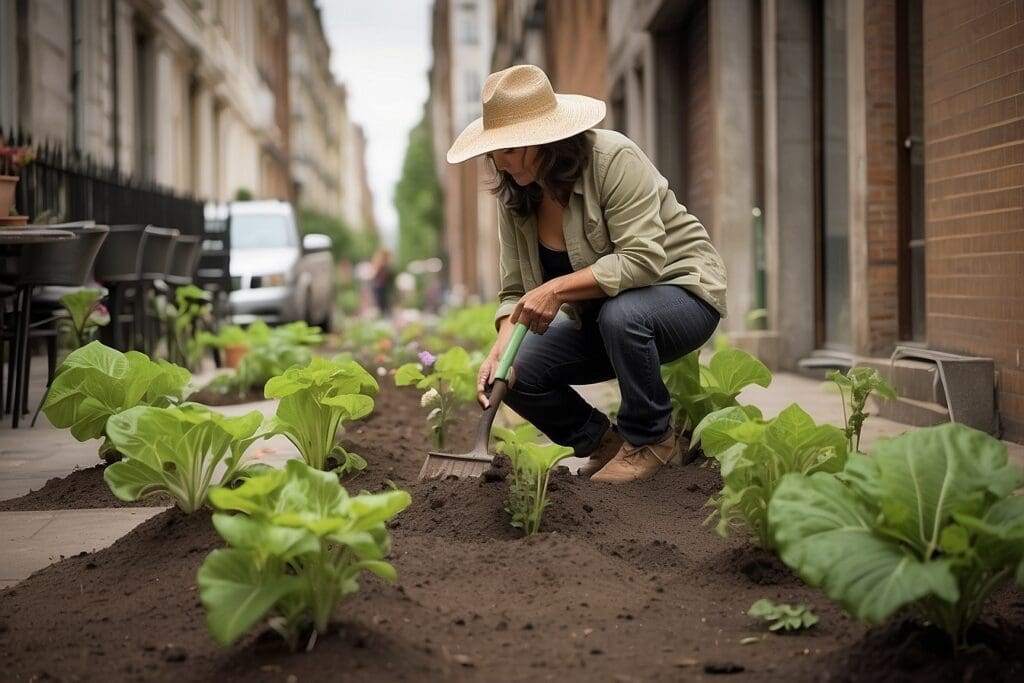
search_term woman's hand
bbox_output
[510,280,563,335]
[476,353,516,409]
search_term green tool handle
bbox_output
[495,323,528,381]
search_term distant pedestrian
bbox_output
[447,64,728,483]
[370,248,394,315]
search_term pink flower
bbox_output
[418,350,436,367]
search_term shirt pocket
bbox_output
[583,216,611,254]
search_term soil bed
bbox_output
[2,381,1022,682]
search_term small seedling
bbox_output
[826,367,896,452]
[492,423,573,535]
[395,347,477,450]
[748,599,818,632]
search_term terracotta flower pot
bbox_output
[224,344,249,369]
[0,175,18,217]
[0,215,29,227]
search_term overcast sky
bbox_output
[319,0,434,247]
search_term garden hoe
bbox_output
[419,322,528,480]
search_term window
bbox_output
[459,3,479,45]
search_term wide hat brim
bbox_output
[446,94,606,164]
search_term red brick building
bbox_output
[430,0,1024,441]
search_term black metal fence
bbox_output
[1,128,204,235]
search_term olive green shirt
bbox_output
[495,128,728,323]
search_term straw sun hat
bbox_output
[446,64,607,164]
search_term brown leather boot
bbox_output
[590,431,676,483]
[576,428,625,478]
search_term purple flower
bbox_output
[418,350,437,367]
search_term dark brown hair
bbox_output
[489,132,591,216]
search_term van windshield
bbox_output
[230,214,296,249]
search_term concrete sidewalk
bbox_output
[1,352,1022,589]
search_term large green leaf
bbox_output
[197,548,302,646]
[770,471,960,622]
[211,513,318,560]
[764,404,847,474]
[706,348,772,395]
[42,342,191,453]
[955,495,1024,577]
[104,405,262,513]
[848,423,1020,556]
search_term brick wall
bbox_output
[923,0,1024,441]
[862,0,900,355]
[545,0,608,100]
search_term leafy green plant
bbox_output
[662,348,772,441]
[103,403,263,513]
[695,403,848,549]
[769,423,1024,646]
[205,321,321,397]
[55,288,109,350]
[154,284,212,370]
[199,324,249,349]
[748,599,818,632]
[827,367,897,452]
[264,357,378,473]
[437,304,498,352]
[492,423,574,535]
[42,341,192,462]
[395,346,478,450]
[198,459,410,650]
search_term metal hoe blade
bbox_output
[418,323,527,480]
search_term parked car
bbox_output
[225,200,336,330]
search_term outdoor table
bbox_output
[0,228,77,245]
[0,228,79,426]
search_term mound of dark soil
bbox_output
[2,379,1022,682]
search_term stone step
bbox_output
[873,395,950,429]
[858,358,945,407]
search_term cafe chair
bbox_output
[92,224,146,351]
[2,224,109,428]
[136,226,180,354]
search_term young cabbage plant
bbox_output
[264,357,378,473]
[42,341,192,462]
[769,423,1024,646]
[103,403,263,513]
[204,321,323,397]
[55,288,110,350]
[153,284,212,371]
[662,348,772,448]
[198,459,411,651]
[492,423,574,535]
[395,346,478,450]
[694,403,848,549]
[826,367,897,453]
[748,599,818,632]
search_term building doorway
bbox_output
[814,0,851,350]
[897,0,926,342]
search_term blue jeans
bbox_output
[503,286,720,455]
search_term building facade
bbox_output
[430,0,496,304]
[432,0,1023,441]
[1,0,376,234]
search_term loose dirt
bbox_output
[2,381,1021,682]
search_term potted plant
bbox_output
[200,324,250,368]
[0,139,34,226]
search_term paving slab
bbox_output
[0,507,167,588]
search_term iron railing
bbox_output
[1,127,204,234]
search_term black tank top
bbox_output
[538,241,573,281]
